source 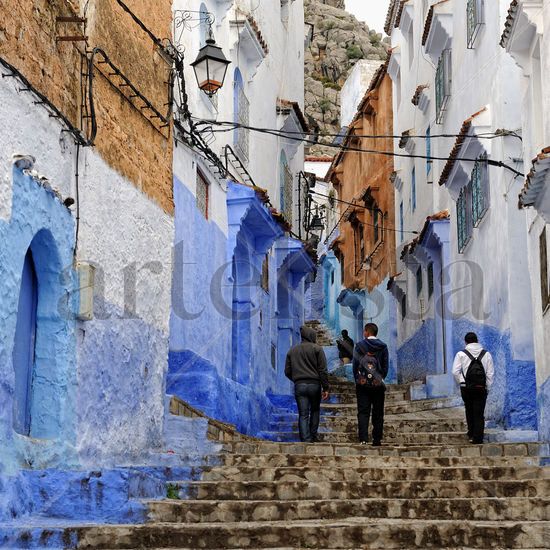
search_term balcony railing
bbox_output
[435,49,452,124]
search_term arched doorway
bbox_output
[12,248,38,436]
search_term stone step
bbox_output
[71,518,550,548]
[314,397,461,415]
[147,496,550,523]
[220,453,548,469]
[222,441,545,458]
[324,391,409,404]
[259,431,511,445]
[269,417,467,433]
[198,465,549,483]
[172,479,550,501]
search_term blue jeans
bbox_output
[294,382,322,442]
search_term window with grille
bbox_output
[426,126,432,176]
[541,226,550,312]
[412,167,417,211]
[471,154,489,226]
[399,201,404,243]
[416,266,423,297]
[373,209,380,243]
[282,164,294,223]
[457,183,473,253]
[427,262,434,298]
[261,254,269,293]
[467,0,484,49]
[196,169,209,219]
[234,69,249,162]
[436,49,452,124]
[331,270,335,285]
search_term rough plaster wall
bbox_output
[0,0,174,213]
[0,78,174,468]
[75,146,173,467]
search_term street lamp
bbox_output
[191,28,231,97]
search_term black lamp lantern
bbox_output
[191,29,231,97]
[309,209,325,238]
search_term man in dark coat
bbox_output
[353,323,389,446]
[285,326,330,442]
[336,329,354,364]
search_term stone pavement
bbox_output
[3,375,549,548]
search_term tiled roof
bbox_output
[438,108,487,187]
[394,1,407,29]
[519,146,550,208]
[412,84,429,106]
[277,99,310,133]
[246,15,269,55]
[400,210,450,260]
[305,155,334,162]
[384,0,399,34]
[422,5,435,45]
[500,0,519,48]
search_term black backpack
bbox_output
[356,352,384,388]
[462,349,487,390]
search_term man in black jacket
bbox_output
[285,326,330,442]
[353,323,389,446]
[336,330,354,364]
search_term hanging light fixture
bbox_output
[191,27,231,97]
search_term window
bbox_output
[279,151,293,222]
[471,154,489,226]
[373,209,380,243]
[261,254,269,293]
[541,227,550,312]
[331,270,335,285]
[427,262,434,298]
[457,183,473,253]
[196,169,209,219]
[354,222,365,272]
[399,201,404,243]
[426,126,432,176]
[411,167,416,212]
[234,69,249,162]
[467,0,484,49]
[401,294,407,319]
[436,49,452,124]
[416,266,423,297]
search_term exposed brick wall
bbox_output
[0,0,174,213]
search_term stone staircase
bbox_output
[304,319,335,346]
[4,375,550,548]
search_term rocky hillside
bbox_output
[304,0,388,155]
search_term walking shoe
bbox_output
[359,441,368,445]
[372,441,382,447]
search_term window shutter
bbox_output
[541,227,550,312]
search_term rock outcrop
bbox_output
[304,0,388,155]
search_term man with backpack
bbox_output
[452,332,495,444]
[285,326,330,443]
[336,330,354,364]
[352,323,389,446]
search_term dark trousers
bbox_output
[460,387,488,443]
[356,385,385,443]
[294,382,322,442]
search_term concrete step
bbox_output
[220,453,548,469]
[198,465,549,483]
[259,431,517,445]
[221,441,546,459]
[147,496,550,523]
[269,417,467,433]
[172,479,550,500]
[70,518,550,548]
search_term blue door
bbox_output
[13,249,38,436]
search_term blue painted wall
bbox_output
[396,319,438,384]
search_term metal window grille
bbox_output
[457,183,473,253]
[471,154,489,226]
[426,126,432,176]
[236,83,249,162]
[427,262,434,298]
[282,163,294,222]
[412,167,416,211]
[435,49,452,124]
[261,254,269,293]
[399,201,404,243]
[196,170,209,219]
[541,227,550,312]
[416,266,423,297]
[467,0,484,49]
